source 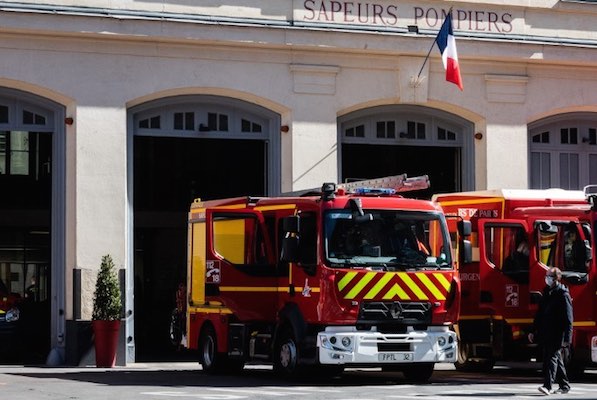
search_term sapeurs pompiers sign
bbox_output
[297,0,515,33]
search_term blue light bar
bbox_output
[353,187,396,195]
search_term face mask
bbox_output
[545,276,555,287]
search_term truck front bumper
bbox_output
[318,326,457,365]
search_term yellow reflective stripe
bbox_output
[462,317,594,327]
[438,197,504,207]
[345,272,376,299]
[460,314,504,320]
[220,286,280,292]
[219,286,320,293]
[433,273,451,291]
[338,271,358,291]
[364,273,394,299]
[574,321,596,327]
[189,305,233,314]
[417,273,445,301]
[383,283,410,300]
[193,307,233,314]
[255,204,296,211]
[201,204,247,211]
[505,318,533,324]
[398,272,428,300]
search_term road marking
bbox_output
[141,391,244,399]
[262,386,341,393]
[206,388,305,397]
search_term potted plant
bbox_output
[92,254,122,367]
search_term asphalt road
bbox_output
[1,362,596,400]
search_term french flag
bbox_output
[435,14,463,91]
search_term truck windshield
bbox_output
[324,209,451,270]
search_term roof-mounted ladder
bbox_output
[339,174,430,193]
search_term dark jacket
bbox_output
[533,282,573,347]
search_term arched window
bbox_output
[130,95,281,196]
[0,94,55,180]
[529,113,597,189]
[338,105,474,194]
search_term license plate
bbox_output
[378,352,413,362]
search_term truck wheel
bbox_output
[199,324,245,374]
[455,342,474,371]
[274,328,300,378]
[199,324,221,373]
[402,363,434,382]
[455,342,495,372]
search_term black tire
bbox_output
[402,363,434,382]
[198,324,245,374]
[455,342,495,372]
[273,328,300,378]
[169,309,183,347]
[455,340,470,370]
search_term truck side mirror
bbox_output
[283,215,299,234]
[462,240,473,264]
[584,240,593,271]
[456,220,472,263]
[281,215,300,263]
[458,220,472,237]
[281,235,299,263]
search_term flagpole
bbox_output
[415,38,437,82]
[415,8,453,82]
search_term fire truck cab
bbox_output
[186,175,460,381]
[434,189,595,373]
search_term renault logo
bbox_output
[390,303,402,319]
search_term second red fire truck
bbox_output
[434,188,596,374]
[185,175,461,380]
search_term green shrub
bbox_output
[92,254,122,321]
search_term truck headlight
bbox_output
[438,336,446,347]
[5,307,20,322]
[341,337,352,348]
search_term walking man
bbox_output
[528,267,573,395]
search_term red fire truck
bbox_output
[185,175,460,381]
[434,188,595,374]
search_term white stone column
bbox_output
[75,105,128,318]
[289,64,341,191]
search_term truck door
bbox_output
[533,220,591,328]
[206,208,277,322]
[478,220,530,324]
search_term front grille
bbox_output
[359,301,432,325]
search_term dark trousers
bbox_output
[542,344,571,390]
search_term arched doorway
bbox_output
[129,95,281,360]
[338,105,474,197]
[0,88,65,363]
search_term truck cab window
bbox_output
[484,225,529,284]
[298,212,317,266]
[538,222,587,273]
[212,214,275,274]
[324,210,450,269]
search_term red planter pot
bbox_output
[92,320,121,368]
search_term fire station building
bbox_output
[0,0,596,365]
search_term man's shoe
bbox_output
[553,387,570,394]
[538,386,550,395]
